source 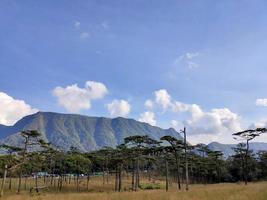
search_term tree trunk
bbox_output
[148,157,151,182]
[132,161,135,191]
[35,175,39,193]
[50,175,54,186]
[135,158,140,191]
[59,176,63,191]
[175,154,181,190]
[86,174,90,191]
[115,167,118,191]
[0,165,7,197]
[118,164,122,192]
[165,159,169,192]
[106,160,109,184]
[76,174,80,192]
[8,177,11,190]
[24,177,27,190]
[17,137,28,194]
[183,127,189,191]
[245,140,249,185]
[17,171,22,194]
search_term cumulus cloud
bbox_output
[172,102,237,133]
[144,99,153,110]
[107,99,131,117]
[53,81,108,113]
[139,111,156,126]
[172,101,241,135]
[80,32,90,39]
[152,89,242,137]
[154,89,171,110]
[256,98,267,107]
[0,92,38,125]
[184,107,242,135]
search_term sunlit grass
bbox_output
[2,176,267,200]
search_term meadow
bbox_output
[1,176,267,200]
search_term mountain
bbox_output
[0,112,182,151]
[208,142,267,157]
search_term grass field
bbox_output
[2,176,267,200]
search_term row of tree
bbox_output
[0,128,266,197]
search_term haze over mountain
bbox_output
[0,112,182,151]
[208,142,267,157]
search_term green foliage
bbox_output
[139,183,162,190]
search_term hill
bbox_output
[0,112,182,151]
[207,141,267,157]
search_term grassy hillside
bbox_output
[0,112,182,151]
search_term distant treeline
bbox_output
[0,128,267,196]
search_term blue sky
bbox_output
[1,0,267,144]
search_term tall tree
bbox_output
[161,135,183,190]
[17,130,44,194]
[180,127,189,191]
[233,128,267,185]
[0,145,22,197]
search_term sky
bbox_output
[1,0,267,144]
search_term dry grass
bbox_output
[2,176,267,200]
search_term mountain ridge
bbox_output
[0,111,182,151]
[207,141,267,157]
[1,112,267,155]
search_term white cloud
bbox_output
[247,119,267,143]
[107,99,131,117]
[74,21,80,29]
[256,98,267,107]
[139,111,156,126]
[80,32,90,39]
[187,61,199,69]
[154,89,171,110]
[144,99,153,110]
[184,108,242,135]
[174,52,200,70]
[185,52,199,59]
[172,100,241,135]
[250,119,267,129]
[152,89,242,139]
[101,21,110,30]
[171,119,179,127]
[0,92,38,126]
[53,81,108,113]
[172,101,203,118]
[170,120,183,130]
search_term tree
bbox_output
[17,130,44,194]
[257,151,267,179]
[65,149,91,192]
[207,150,223,183]
[0,145,22,197]
[161,135,183,190]
[157,146,172,191]
[233,128,267,185]
[194,144,211,184]
[124,135,159,191]
[180,127,189,191]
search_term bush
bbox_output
[139,183,161,190]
